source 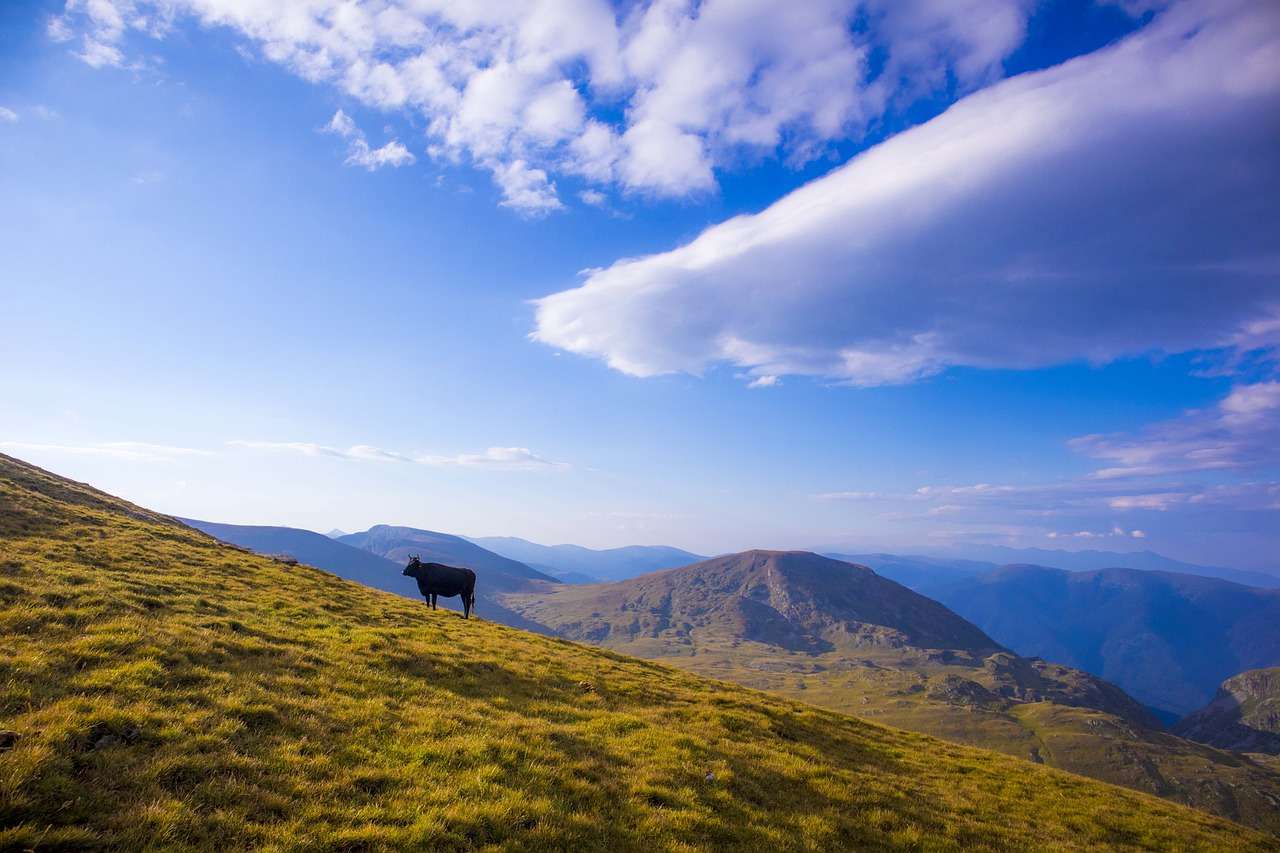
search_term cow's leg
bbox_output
[431,593,437,610]
[462,593,470,619]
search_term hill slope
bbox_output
[470,536,705,582]
[919,564,1280,715]
[0,453,1269,849]
[1175,668,1280,755]
[501,552,1280,830]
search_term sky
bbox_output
[1,0,1277,571]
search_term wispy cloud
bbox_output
[0,107,17,123]
[0,441,211,461]
[815,490,881,501]
[1071,381,1280,479]
[228,441,565,471]
[322,109,415,172]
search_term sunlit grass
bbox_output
[0,454,1268,850]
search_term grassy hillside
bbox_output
[0,454,1270,850]
[501,552,1280,832]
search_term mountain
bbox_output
[500,551,1280,829]
[180,519,413,598]
[826,552,997,589]
[468,535,705,582]
[7,456,1267,849]
[1175,668,1280,755]
[918,564,1280,716]
[324,528,347,539]
[340,525,558,591]
[506,550,1002,655]
[927,545,1280,588]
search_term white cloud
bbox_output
[492,159,563,215]
[322,108,415,171]
[0,107,17,123]
[78,37,125,68]
[418,446,567,470]
[579,189,607,207]
[50,0,1040,210]
[1072,381,1280,479]
[0,441,210,461]
[229,440,565,470]
[533,0,1280,384]
[47,15,74,42]
[325,108,358,139]
[346,138,415,170]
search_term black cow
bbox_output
[403,555,477,619]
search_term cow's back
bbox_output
[419,563,474,596]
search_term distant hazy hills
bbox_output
[831,548,1280,590]
[181,519,416,599]
[916,565,1280,716]
[937,546,1279,588]
[1176,668,1280,755]
[467,535,704,583]
[340,525,556,589]
[184,520,555,633]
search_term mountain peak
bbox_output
[507,549,1001,655]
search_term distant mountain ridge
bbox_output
[340,525,558,589]
[917,564,1280,715]
[928,545,1280,588]
[180,519,415,599]
[467,535,704,582]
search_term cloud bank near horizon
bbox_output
[533,0,1280,385]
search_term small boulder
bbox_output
[0,730,19,751]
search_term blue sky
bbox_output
[2,0,1277,570]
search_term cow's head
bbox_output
[403,555,423,578]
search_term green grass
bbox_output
[0,453,1270,851]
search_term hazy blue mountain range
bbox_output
[825,553,998,589]
[184,519,553,632]
[467,535,705,583]
[181,519,416,599]
[925,546,1280,588]
[915,564,1280,716]
[340,525,557,590]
